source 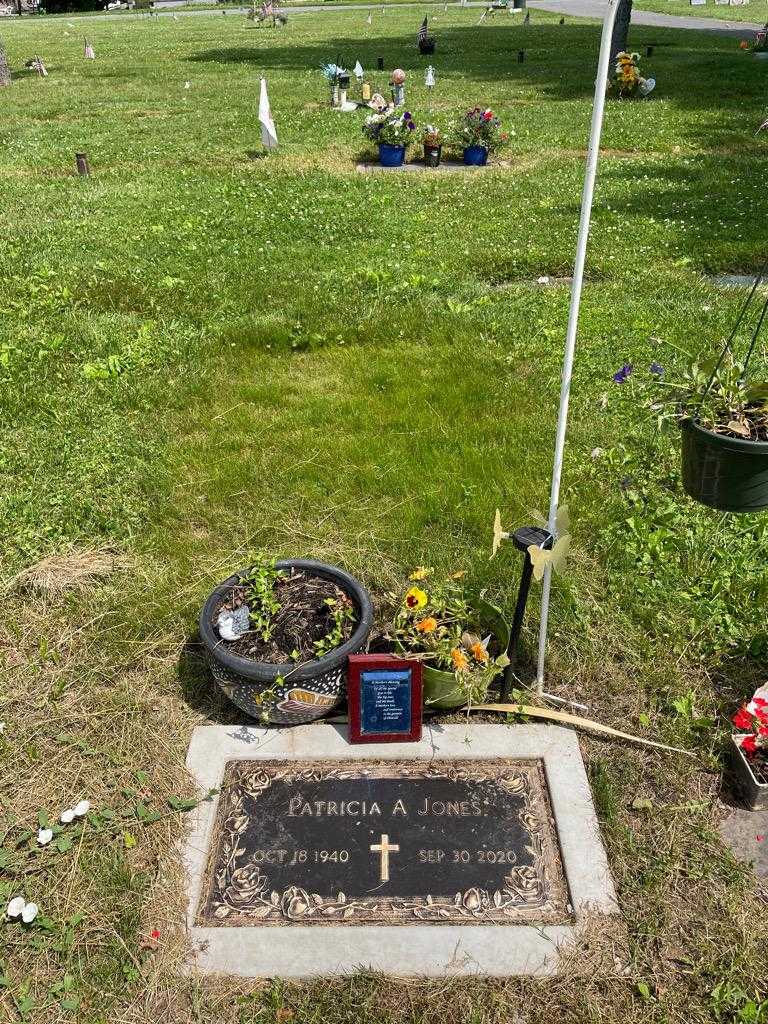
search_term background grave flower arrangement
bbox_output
[610,51,655,99]
[742,24,768,53]
[448,106,509,154]
[362,109,417,147]
[388,569,509,705]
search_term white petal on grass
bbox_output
[37,828,53,846]
[21,903,38,924]
[6,896,26,918]
[73,800,90,817]
[0,721,6,733]
[60,808,75,824]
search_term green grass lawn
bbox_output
[1,8,768,1023]
[634,0,767,23]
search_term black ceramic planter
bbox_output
[729,737,768,811]
[680,418,768,512]
[423,144,442,167]
[199,559,374,725]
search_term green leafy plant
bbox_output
[642,354,768,441]
[238,558,285,641]
[313,596,355,658]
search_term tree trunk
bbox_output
[0,38,11,87]
[609,0,633,63]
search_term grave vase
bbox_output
[379,142,406,167]
[463,144,489,166]
[423,143,442,167]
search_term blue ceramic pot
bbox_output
[463,145,489,166]
[379,142,406,167]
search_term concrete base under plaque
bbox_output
[182,724,617,977]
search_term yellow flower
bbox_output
[405,587,428,611]
[409,567,431,581]
[470,642,489,664]
[416,617,438,633]
[451,648,469,672]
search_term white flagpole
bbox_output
[536,0,620,706]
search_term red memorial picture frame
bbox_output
[347,654,423,744]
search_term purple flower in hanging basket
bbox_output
[612,362,633,384]
[649,361,665,377]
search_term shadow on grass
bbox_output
[185,22,763,108]
[178,635,243,724]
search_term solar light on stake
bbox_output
[377,56,384,70]
[75,152,90,176]
[337,69,350,107]
[518,49,525,62]
[646,45,654,56]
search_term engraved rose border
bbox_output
[198,760,570,928]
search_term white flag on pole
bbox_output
[366,12,372,24]
[259,77,278,150]
[84,40,96,59]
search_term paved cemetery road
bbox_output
[30,0,762,32]
[528,0,761,33]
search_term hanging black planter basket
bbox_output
[681,419,768,512]
[679,261,768,513]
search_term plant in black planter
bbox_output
[422,125,442,167]
[730,686,768,810]
[635,276,768,512]
[199,557,373,725]
[385,569,509,711]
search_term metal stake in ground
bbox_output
[499,526,549,703]
[75,152,90,176]
[535,0,620,705]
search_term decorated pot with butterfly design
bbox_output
[399,599,510,711]
[681,418,768,512]
[199,560,374,725]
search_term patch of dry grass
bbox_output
[6,546,133,599]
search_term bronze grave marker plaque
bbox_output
[198,760,570,927]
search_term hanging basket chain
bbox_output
[741,291,768,381]
[695,256,768,415]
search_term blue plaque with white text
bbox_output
[348,656,422,743]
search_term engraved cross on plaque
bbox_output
[370,833,399,882]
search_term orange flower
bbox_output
[416,617,438,633]
[451,648,469,672]
[470,642,489,664]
